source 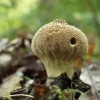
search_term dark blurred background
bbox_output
[0,0,100,60]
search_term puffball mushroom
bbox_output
[31,19,88,79]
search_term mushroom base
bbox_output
[42,59,75,79]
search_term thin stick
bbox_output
[3,94,34,98]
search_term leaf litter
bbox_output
[0,33,100,100]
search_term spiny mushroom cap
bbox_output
[31,19,88,78]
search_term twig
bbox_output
[3,94,34,99]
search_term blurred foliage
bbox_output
[0,0,100,39]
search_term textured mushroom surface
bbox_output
[31,19,88,78]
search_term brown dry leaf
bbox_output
[86,43,95,64]
[33,85,50,100]
[74,58,82,69]
[0,73,22,96]
[87,43,95,55]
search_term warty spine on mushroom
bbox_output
[31,19,88,79]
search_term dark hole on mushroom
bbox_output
[70,38,76,45]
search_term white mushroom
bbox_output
[31,19,88,79]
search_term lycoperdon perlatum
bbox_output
[31,19,88,79]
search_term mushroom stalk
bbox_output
[42,58,75,79]
[31,19,88,79]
